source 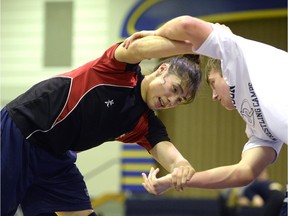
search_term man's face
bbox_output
[207,69,235,110]
[145,65,190,111]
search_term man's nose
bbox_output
[168,96,180,106]
[212,91,218,101]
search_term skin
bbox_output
[207,69,235,110]
[235,169,282,207]
[57,20,197,216]
[115,26,196,187]
[138,15,278,196]
[142,147,276,195]
[142,64,190,111]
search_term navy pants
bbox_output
[1,108,92,216]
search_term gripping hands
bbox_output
[142,167,173,195]
[122,30,155,49]
[142,166,194,195]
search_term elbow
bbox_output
[234,167,258,187]
[179,16,199,35]
[236,176,255,187]
[127,40,146,61]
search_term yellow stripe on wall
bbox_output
[199,9,287,22]
[122,176,145,185]
[122,150,151,158]
[121,164,154,171]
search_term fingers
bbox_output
[122,30,155,49]
[142,167,159,195]
[122,40,129,49]
[186,166,196,181]
[122,37,132,49]
[122,32,142,49]
[142,172,151,193]
[172,166,196,192]
[172,168,183,192]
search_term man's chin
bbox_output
[221,102,235,110]
[224,105,235,111]
[148,103,159,111]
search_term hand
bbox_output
[122,30,155,49]
[171,165,195,192]
[142,167,173,195]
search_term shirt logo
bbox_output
[240,82,277,141]
[105,99,114,108]
[229,85,236,106]
[240,99,254,126]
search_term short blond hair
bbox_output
[200,56,222,84]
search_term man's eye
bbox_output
[210,81,215,88]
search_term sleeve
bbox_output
[116,110,170,152]
[242,131,283,163]
[92,43,140,74]
[116,111,151,151]
[145,111,170,148]
[193,23,245,87]
[192,23,237,60]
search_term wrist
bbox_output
[166,173,174,188]
[154,29,160,37]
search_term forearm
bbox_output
[155,15,212,49]
[117,35,193,63]
[170,158,192,172]
[155,16,194,41]
[153,165,253,192]
[185,165,254,189]
[150,141,192,173]
[143,147,274,195]
[131,35,193,61]
[185,147,275,189]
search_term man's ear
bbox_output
[156,63,168,76]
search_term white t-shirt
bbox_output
[194,23,287,158]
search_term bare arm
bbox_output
[143,146,276,195]
[122,16,213,51]
[154,15,213,50]
[186,147,276,188]
[149,141,195,191]
[115,15,215,64]
[115,35,193,64]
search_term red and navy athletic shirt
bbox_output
[6,43,170,155]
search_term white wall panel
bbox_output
[1,0,136,199]
[1,0,44,104]
[1,0,111,106]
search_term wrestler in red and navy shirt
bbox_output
[6,43,170,155]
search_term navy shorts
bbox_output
[280,190,287,216]
[1,108,92,216]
